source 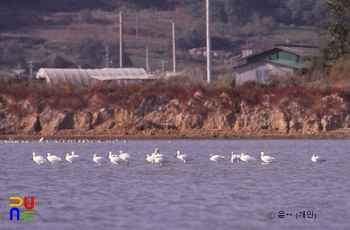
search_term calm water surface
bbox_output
[1,139,349,230]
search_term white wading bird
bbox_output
[210,154,225,163]
[259,152,276,163]
[47,153,62,163]
[175,150,193,163]
[93,154,106,165]
[146,154,157,163]
[146,148,165,164]
[39,137,45,143]
[65,151,80,164]
[239,153,256,163]
[154,156,169,165]
[311,154,326,163]
[107,152,125,164]
[70,151,79,157]
[32,152,46,165]
[231,152,240,163]
[119,150,131,163]
[154,148,165,158]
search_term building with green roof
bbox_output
[234,45,319,86]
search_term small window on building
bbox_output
[256,69,271,83]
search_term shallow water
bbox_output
[1,139,349,230]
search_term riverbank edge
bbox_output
[1,133,349,140]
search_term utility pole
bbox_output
[206,0,211,84]
[119,12,123,68]
[136,13,139,40]
[171,18,176,73]
[105,46,109,67]
[146,46,150,73]
[159,60,168,74]
[29,61,33,79]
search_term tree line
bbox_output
[0,0,326,26]
[0,0,349,74]
[179,0,325,26]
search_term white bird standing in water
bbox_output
[70,151,79,157]
[153,148,165,158]
[231,152,240,163]
[239,153,256,163]
[119,150,131,163]
[146,154,157,163]
[210,154,225,163]
[311,154,327,163]
[93,154,106,165]
[66,151,80,164]
[47,153,62,163]
[154,156,169,165]
[175,150,193,163]
[107,152,125,164]
[146,148,164,163]
[259,152,276,163]
[32,152,46,165]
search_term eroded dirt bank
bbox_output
[1,86,350,139]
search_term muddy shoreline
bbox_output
[1,132,349,141]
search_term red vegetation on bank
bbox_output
[0,79,350,118]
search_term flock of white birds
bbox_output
[1,137,327,165]
[31,147,327,165]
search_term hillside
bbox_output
[0,0,324,79]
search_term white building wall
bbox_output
[235,61,294,86]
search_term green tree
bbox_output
[238,17,277,42]
[44,54,74,68]
[75,39,133,68]
[211,0,228,23]
[223,0,255,25]
[1,40,26,67]
[104,41,133,68]
[255,17,278,41]
[317,0,350,60]
[177,22,206,50]
[128,0,177,10]
[186,0,205,18]
[239,21,256,43]
[76,38,105,68]
[80,9,94,23]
